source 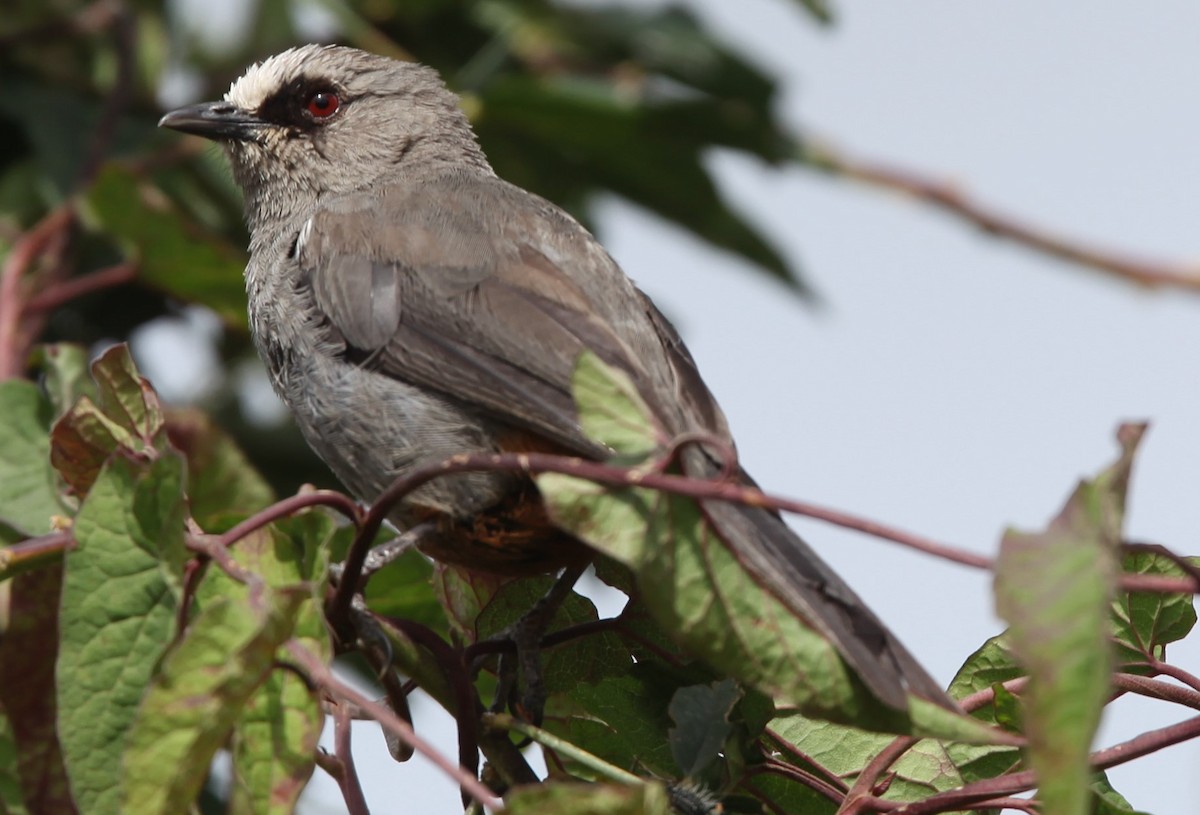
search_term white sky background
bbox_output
[149,1,1200,812]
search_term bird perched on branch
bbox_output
[159,44,948,714]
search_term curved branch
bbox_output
[217,489,363,548]
[328,449,990,625]
[801,136,1200,295]
[287,640,503,812]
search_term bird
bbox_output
[158,44,949,713]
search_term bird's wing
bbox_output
[297,173,952,711]
[295,174,680,457]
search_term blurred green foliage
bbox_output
[0,0,817,495]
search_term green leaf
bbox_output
[0,381,65,536]
[57,453,185,815]
[202,510,330,814]
[89,343,166,443]
[545,671,680,780]
[228,667,322,815]
[1111,549,1197,667]
[1091,771,1151,815]
[668,679,740,778]
[768,714,967,805]
[505,782,673,815]
[163,408,275,530]
[432,562,509,643]
[739,770,834,815]
[85,166,248,323]
[0,565,74,815]
[49,344,167,496]
[994,424,1142,815]
[121,587,309,815]
[540,473,989,740]
[474,576,630,694]
[573,352,660,458]
[943,636,1023,784]
[362,545,443,633]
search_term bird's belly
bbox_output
[276,350,515,520]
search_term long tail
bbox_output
[685,450,953,711]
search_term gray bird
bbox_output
[159,44,948,712]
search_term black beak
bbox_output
[158,101,265,142]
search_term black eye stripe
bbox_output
[256,76,344,129]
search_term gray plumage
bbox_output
[159,44,948,711]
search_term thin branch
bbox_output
[1122,540,1200,586]
[217,489,363,548]
[23,261,138,313]
[0,206,75,379]
[286,641,503,812]
[1147,658,1200,696]
[329,449,989,629]
[762,727,850,797]
[801,136,1200,294]
[184,533,267,611]
[956,676,1029,715]
[1090,715,1200,770]
[1113,673,1200,712]
[483,712,642,785]
[333,702,371,815]
[861,794,1038,814]
[743,757,846,805]
[176,556,205,637]
[838,736,918,815]
[1117,574,1198,595]
[0,530,75,574]
[889,715,1200,815]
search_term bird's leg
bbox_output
[360,520,438,578]
[490,561,588,725]
[329,520,438,590]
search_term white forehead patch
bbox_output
[226,44,328,111]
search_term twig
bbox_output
[838,736,918,814]
[0,206,75,378]
[23,261,138,313]
[1122,541,1200,586]
[743,758,846,805]
[1090,714,1200,771]
[1117,574,1197,595]
[329,450,990,629]
[956,676,1029,715]
[801,137,1200,294]
[333,702,371,815]
[887,715,1200,814]
[217,489,363,548]
[483,712,642,785]
[185,533,263,604]
[860,794,1038,814]
[1113,673,1200,712]
[0,530,75,575]
[762,729,851,797]
[286,641,503,812]
[1147,658,1200,695]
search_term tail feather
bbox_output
[685,449,953,711]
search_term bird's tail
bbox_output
[684,449,953,712]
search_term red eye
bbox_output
[306,91,340,120]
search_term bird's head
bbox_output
[159,45,488,226]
